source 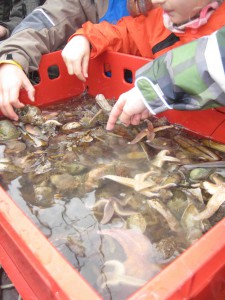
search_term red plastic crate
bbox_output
[1,51,225,300]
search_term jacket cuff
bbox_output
[135,76,172,115]
[0,53,28,73]
[0,59,23,70]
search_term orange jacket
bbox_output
[70,2,225,60]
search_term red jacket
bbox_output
[70,2,225,59]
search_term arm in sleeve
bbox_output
[0,0,13,38]
[70,16,143,58]
[135,26,225,115]
[0,0,12,21]
[0,0,100,73]
[1,0,26,35]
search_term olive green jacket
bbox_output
[135,26,225,113]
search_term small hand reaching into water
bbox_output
[0,64,35,121]
[106,87,151,130]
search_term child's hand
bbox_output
[61,35,90,81]
[0,25,9,40]
[0,64,35,121]
[106,87,151,130]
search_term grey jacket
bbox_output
[7,0,44,35]
[0,0,108,73]
[0,0,13,22]
[0,0,43,38]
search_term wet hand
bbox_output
[106,87,151,130]
[0,64,35,121]
[61,35,90,82]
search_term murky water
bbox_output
[1,94,225,300]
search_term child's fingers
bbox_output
[67,63,74,75]
[22,74,35,102]
[119,111,132,126]
[63,58,74,75]
[68,58,85,81]
[106,109,120,130]
[0,88,20,121]
[141,109,151,119]
[81,54,89,79]
[131,114,141,125]
[106,99,124,130]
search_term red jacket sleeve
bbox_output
[69,17,145,58]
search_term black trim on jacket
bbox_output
[152,33,180,54]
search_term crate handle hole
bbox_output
[28,70,40,85]
[124,69,133,83]
[48,65,60,80]
[104,63,112,78]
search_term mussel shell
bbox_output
[146,137,174,150]
[61,122,81,132]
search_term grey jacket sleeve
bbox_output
[1,0,26,35]
[0,0,12,22]
[0,0,103,73]
[3,0,41,34]
[0,0,12,39]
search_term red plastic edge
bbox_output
[20,51,225,143]
[0,186,101,300]
[128,219,225,300]
[0,51,224,300]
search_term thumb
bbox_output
[22,74,35,102]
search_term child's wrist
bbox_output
[0,59,23,70]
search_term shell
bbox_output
[127,213,147,232]
[4,140,26,156]
[50,173,80,192]
[153,236,179,261]
[146,137,174,150]
[189,168,212,181]
[16,105,44,126]
[61,122,81,132]
[0,120,20,141]
[34,186,54,207]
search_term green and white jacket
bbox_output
[135,26,225,114]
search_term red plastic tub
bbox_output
[1,51,225,300]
